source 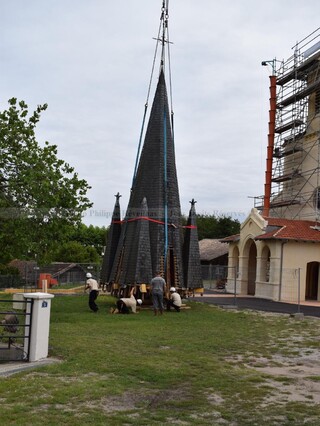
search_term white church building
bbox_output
[223,29,320,303]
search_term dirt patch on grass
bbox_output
[94,386,193,413]
[227,314,320,407]
[246,348,320,405]
[30,387,193,417]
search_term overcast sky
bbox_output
[1,1,320,227]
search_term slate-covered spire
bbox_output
[103,3,202,291]
[132,197,153,284]
[100,192,122,283]
[109,69,184,287]
[183,199,202,289]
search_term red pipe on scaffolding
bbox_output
[262,75,277,217]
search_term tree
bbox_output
[0,264,19,275]
[0,98,92,264]
[69,223,107,257]
[194,214,240,240]
[52,224,108,263]
[54,241,100,263]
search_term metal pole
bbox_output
[297,268,301,314]
[234,266,237,304]
[26,299,34,362]
[263,74,277,217]
[163,108,168,274]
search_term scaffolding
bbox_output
[257,28,320,221]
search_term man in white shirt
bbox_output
[85,273,99,312]
[167,287,182,312]
[111,287,142,314]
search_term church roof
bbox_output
[107,69,184,286]
[183,200,202,288]
[256,217,320,242]
[102,4,201,288]
[100,193,122,283]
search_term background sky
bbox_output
[1,0,320,227]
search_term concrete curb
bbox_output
[0,357,62,377]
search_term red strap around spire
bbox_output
[112,216,197,229]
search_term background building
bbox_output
[224,28,320,303]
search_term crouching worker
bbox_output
[111,287,142,314]
[167,287,182,312]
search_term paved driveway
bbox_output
[192,291,320,318]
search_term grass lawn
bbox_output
[1,293,320,425]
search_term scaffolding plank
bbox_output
[275,119,304,134]
[276,52,320,86]
[272,170,301,183]
[278,78,320,107]
[273,145,303,158]
[282,131,305,146]
[270,199,301,208]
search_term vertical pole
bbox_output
[160,0,166,71]
[297,268,301,314]
[263,75,277,217]
[26,299,34,362]
[164,108,168,276]
[233,266,237,306]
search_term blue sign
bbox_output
[42,301,48,308]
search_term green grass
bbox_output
[1,294,320,425]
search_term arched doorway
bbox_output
[306,262,320,300]
[247,241,257,295]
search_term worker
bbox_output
[167,287,182,312]
[111,287,142,314]
[151,272,166,316]
[85,272,99,312]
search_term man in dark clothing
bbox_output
[85,273,99,312]
[150,273,166,316]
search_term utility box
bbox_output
[37,273,58,289]
[23,292,55,362]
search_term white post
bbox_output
[23,292,55,362]
[42,279,48,293]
